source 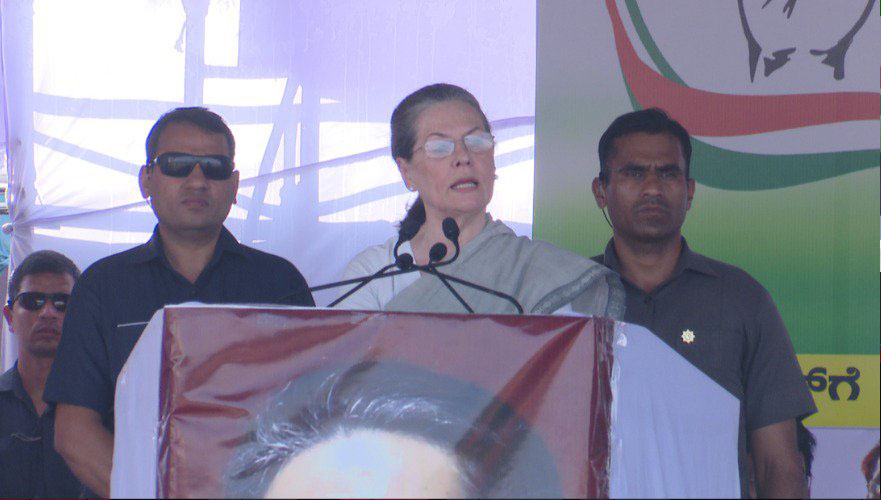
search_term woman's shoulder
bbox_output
[343,236,399,278]
[485,221,592,266]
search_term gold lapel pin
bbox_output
[681,329,695,344]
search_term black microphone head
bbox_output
[428,243,447,263]
[396,253,415,270]
[399,218,420,241]
[442,217,459,242]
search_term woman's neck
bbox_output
[410,211,487,266]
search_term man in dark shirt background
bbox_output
[1,250,82,497]
[590,108,816,498]
[44,106,315,497]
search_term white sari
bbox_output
[341,218,624,317]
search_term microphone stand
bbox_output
[423,266,474,313]
[433,217,523,314]
[307,217,523,314]
[309,223,456,298]
[424,270,524,314]
[326,262,399,308]
[307,225,422,302]
[424,242,474,313]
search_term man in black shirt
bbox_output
[1,250,82,497]
[590,108,815,497]
[44,107,314,497]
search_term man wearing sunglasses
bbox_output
[43,107,315,497]
[1,250,83,497]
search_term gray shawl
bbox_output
[385,219,625,317]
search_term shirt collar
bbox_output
[128,224,250,265]
[601,237,718,279]
[678,239,719,278]
[0,362,27,401]
[0,362,53,416]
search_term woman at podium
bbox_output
[335,83,623,317]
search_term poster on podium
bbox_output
[130,306,613,498]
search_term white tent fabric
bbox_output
[0,0,538,369]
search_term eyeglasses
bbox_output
[150,152,234,180]
[8,292,71,312]
[416,131,495,159]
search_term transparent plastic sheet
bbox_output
[148,306,614,498]
[608,322,741,498]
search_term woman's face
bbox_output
[397,100,495,220]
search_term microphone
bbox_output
[427,218,525,314]
[396,253,415,270]
[311,217,523,314]
[428,243,447,263]
[392,218,456,276]
[442,217,460,262]
[316,222,422,305]
[442,217,459,240]
[394,218,421,264]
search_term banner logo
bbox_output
[736,0,876,81]
[605,0,879,190]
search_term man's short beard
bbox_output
[631,227,680,245]
[27,342,59,359]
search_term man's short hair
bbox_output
[597,107,692,182]
[145,106,236,164]
[225,361,559,498]
[8,250,81,300]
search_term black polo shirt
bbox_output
[1,364,83,498]
[44,225,314,430]
[594,238,816,496]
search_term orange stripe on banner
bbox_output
[606,0,880,137]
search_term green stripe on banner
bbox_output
[691,143,879,191]
[624,0,687,85]
[624,84,879,190]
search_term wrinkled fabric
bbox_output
[386,219,624,317]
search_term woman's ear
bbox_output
[396,157,414,191]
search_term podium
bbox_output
[111,305,740,498]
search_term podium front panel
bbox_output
[155,307,613,498]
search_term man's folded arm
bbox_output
[750,418,806,498]
[55,404,113,498]
[45,277,114,497]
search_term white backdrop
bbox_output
[0,0,538,367]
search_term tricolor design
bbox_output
[606,0,879,190]
[602,0,879,427]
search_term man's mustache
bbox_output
[634,199,669,210]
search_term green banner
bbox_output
[535,0,880,426]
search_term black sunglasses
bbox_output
[150,152,234,180]
[8,292,71,312]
